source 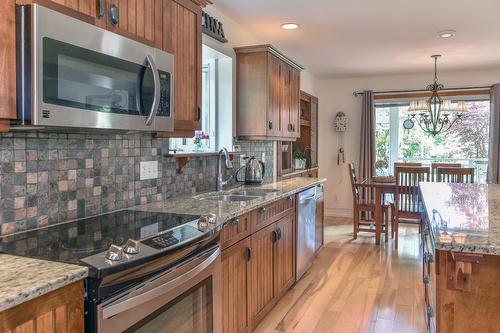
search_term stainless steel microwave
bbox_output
[16,4,174,132]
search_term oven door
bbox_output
[27,4,173,131]
[97,245,221,333]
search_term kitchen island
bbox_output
[420,182,500,333]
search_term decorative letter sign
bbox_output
[202,11,228,43]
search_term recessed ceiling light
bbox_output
[438,29,456,38]
[281,23,299,30]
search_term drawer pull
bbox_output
[246,247,252,261]
[426,306,434,318]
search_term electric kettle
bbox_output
[245,156,265,184]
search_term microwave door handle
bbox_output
[101,247,220,319]
[144,54,160,126]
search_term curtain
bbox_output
[487,84,500,183]
[359,90,375,200]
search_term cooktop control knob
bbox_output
[197,213,217,232]
[105,244,123,261]
[123,239,140,254]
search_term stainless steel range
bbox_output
[0,210,222,333]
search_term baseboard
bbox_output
[325,207,352,218]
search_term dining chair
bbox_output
[393,162,422,177]
[348,163,392,241]
[394,166,430,248]
[431,162,461,181]
[437,167,475,183]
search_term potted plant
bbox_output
[293,147,307,170]
[193,131,209,151]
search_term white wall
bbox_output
[317,68,500,217]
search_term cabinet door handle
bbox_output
[197,107,201,121]
[231,218,239,226]
[287,196,293,201]
[109,4,119,26]
[259,207,266,214]
[277,228,282,241]
[268,121,273,130]
[97,0,105,19]
[246,247,252,261]
[272,230,278,243]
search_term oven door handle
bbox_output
[101,247,220,320]
[144,54,161,126]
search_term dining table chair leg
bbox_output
[353,210,358,239]
[384,206,389,242]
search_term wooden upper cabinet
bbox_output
[159,0,202,135]
[235,44,302,141]
[105,0,158,45]
[221,237,252,333]
[0,0,17,130]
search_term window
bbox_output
[169,45,232,153]
[375,99,490,183]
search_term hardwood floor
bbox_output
[253,217,427,333]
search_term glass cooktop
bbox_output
[0,210,200,265]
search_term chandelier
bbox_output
[404,55,468,136]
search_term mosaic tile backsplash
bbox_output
[0,132,274,235]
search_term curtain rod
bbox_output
[353,85,492,97]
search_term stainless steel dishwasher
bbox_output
[296,187,317,280]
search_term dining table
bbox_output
[354,177,397,245]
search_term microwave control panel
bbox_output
[157,70,171,117]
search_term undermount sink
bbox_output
[230,189,280,197]
[200,194,261,202]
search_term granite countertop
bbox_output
[420,182,500,255]
[0,254,88,312]
[135,177,326,226]
[0,177,324,312]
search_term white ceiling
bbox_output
[213,0,500,78]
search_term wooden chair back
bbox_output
[348,163,360,200]
[393,162,422,176]
[431,162,461,181]
[437,167,474,183]
[395,166,430,214]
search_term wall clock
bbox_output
[403,118,415,130]
[334,112,348,132]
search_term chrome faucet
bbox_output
[217,148,233,192]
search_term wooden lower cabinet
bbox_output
[273,213,295,297]
[249,223,276,323]
[0,281,84,333]
[222,208,297,333]
[221,237,252,333]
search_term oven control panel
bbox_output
[142,225,204,250]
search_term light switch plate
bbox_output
[140,161,158,180]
